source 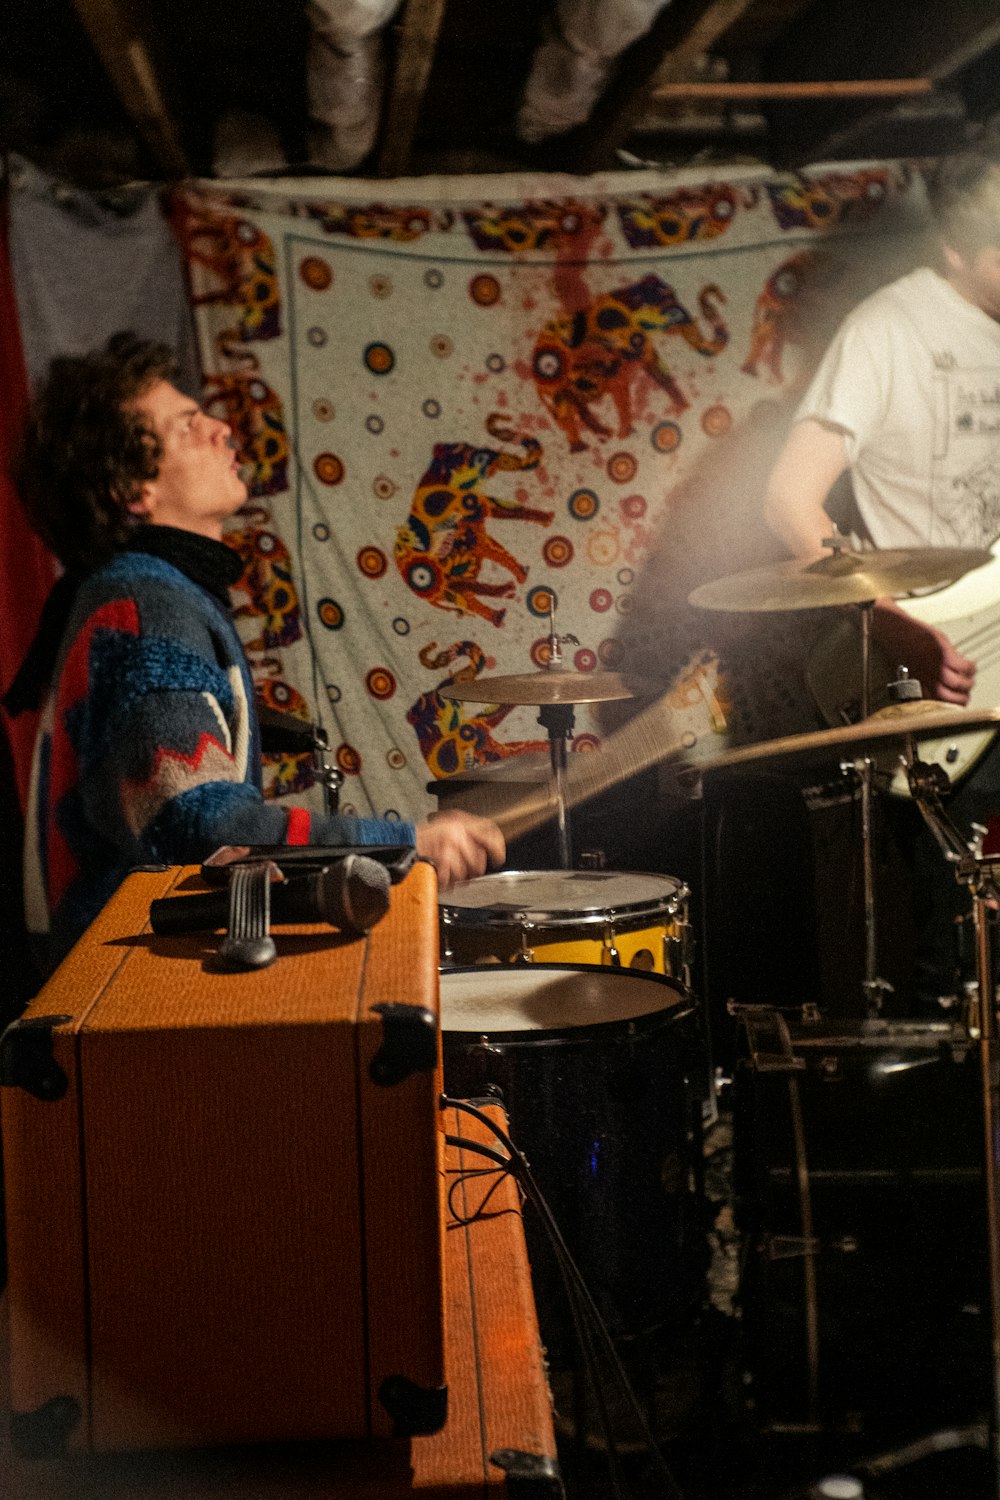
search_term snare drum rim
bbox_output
[439,869,689,930]
[439,961,695,1042]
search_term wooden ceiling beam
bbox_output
[573,0,744,172]
[651,78,934,102]
[70,0,189,178]
[376,0,448,178]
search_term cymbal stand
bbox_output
[541,602,579,870]
[849,597,893,1014]
[905,749,1000,1498]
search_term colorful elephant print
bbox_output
[463,199,607,254]
[202,371,289,497]
[255,672,315,799]
[227,521,303,653]
[532,273,729,452]
[765,169,897,232]
[303,202,442,240]
[407,641,549,777]
[742,251,817,383]
[176,206,281,341]
[395,429,553,627]
[617,184,755,247]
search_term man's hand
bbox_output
[415,810,506,889]
[872,600,976,706]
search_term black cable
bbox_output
[441,1095,686,1500]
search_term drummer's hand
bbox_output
[872,601,976,705]
[415,811,506,889]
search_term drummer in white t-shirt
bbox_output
[763,148,1000,1008]
[765,149,1000,706]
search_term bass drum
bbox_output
[439,869,691,984]
[440,964,705,1365]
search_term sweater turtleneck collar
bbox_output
[125,525,244,609]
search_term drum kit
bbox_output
[433,538,1000,1479]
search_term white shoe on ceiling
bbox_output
[307,30,386,171]
[516,29,612,144]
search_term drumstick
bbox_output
[446,691,696,839]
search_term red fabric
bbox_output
[982,816,1000,857]
[284,806,311,845]
[0,187,57,811]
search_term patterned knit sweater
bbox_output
[25,530,413,969]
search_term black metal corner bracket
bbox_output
[0,1015,73,1100]
[369,1003,438,1086]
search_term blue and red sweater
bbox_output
[24,529,412,968]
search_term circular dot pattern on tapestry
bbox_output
[607,451,637,484]
[299,256,333,290]
[317,597,345,630]
[527,585,557,617]
[364,342,395,375]
[652,421,681,453]
[702,403,732,438]
[542,535,574,567]
[469,273,501,306]
[314,452,344,486]
[568,488,599,521]
[366,668,397,700]
[357,546,388,578]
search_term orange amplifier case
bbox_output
[0,862,446,1456]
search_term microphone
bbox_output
[150,856,392,937]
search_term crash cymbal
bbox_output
[689,546,991,613]
[703,701,1000,773]
[443,670,643,706]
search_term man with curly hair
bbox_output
[11,333,504,972]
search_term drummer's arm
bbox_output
[763,419,975,705]
[763,417,850,561]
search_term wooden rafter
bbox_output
[653,0,760,83]
[70,0,189,178]
[651,78,935,103]
[376,0,448,179]
[574,0,737,172]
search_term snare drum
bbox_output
[439,869,691,983]
[440,964,704,1359]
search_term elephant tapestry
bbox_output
[173,165,930,821]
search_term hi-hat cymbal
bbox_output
[702,701,1000,773]
[689,546,991,612]
[443,670,643,706]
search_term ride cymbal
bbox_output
[443,670,643,706]
[689,546,991,612]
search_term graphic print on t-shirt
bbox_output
[934,369,1000,546]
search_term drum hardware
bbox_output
[442,600,649,869]
[438,870,692,982]
[310,723,343,817]
[898,755,1000,1496]
[690,537,994,1015]
[255,702,343,816]
[439,964,704,1365]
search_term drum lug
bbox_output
[517,917,535,965]
[602,921,621,967]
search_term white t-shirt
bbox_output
[796,266,1000,549]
